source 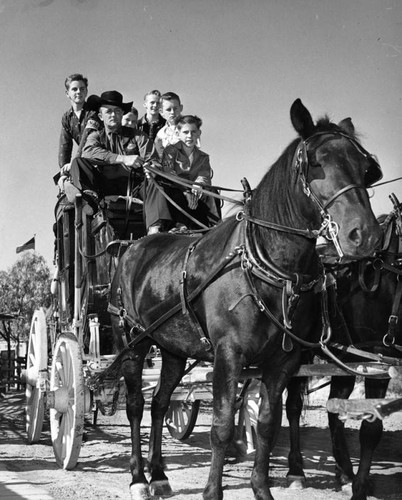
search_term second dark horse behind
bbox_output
[102,99,381,500]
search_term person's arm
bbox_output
[193,154,212,186]
[81,130,121,165]
[58,118,73,169]
[76,115,102,159]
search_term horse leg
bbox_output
[351,378,389,500]
[147,351,186,497]
[285,377,307,488]
[328,375,355,488]
[203,341,242,500]
[121,340,153,500]
[250,370,291,500]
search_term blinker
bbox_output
[364,154,383,187]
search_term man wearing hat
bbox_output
[63,90,158,204]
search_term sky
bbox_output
[0,0,401,271]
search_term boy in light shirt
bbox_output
[154,92,183,158]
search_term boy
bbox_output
[58,73,99,171]
[147,115,219,233]
[122,106,139,129]
[137,90,166,140]
[153,91,183,158]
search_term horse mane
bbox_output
[251,115,360,226]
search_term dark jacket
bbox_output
[58,102,98,168]
[137,114,166,140]
[81,126,156,165]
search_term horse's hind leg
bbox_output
[351,378,389,500]
[328,376,355,487]
[121,339,153,500]
[285,377,307,488]
[147,351,186,497]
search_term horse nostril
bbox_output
[349,228,363,246]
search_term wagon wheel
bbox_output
[165,399,201,440]
[25,309,48,443]
[49,332,84,470]
[235,379,282,454]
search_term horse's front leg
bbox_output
[328,375,355,488]
[147,351,186,498]
[122,341,153,500]
[203,340,243,500]
[351,378,389,500]
[285,376,307,488]
[250,368,290,500]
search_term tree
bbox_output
[0,252,52,344]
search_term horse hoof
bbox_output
[287,475,306,489]
[150,480,173,497]
[341,482,353,496]
[130,483,151,500]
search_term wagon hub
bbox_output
[48,386,70,414]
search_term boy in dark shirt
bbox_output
[58,73,98,171]
[137,90,166,140]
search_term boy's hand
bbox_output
[185,191,199,210]
[191,184,202,200]
[61,163,71,174]
[121,155,143,169]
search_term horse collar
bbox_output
[240,217,321,291]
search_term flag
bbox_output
[16,236,35,254]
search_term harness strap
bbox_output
[242,265,328,350]
[108,246,240,350]
[239,210,318,239]
[179,243,211,349]
[328,341,402,366]
[384,277,402,347]
[358,259,381,293]
[320,343,393,378]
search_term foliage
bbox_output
[0,252,52,343]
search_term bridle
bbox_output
[242,130,382,261]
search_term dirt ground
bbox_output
[1,387,402,500]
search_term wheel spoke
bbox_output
[50,334,84,470]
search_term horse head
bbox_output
[290,98,382,263]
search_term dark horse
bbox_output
[104,99,381,500]
[285,197,402,500]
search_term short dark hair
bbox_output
[128,106,139,116]
[175,115,202,130]
[64,73,88,90]
[143,90,161,100]
[160,92,181,105]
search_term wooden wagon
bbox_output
[25,176,402,471]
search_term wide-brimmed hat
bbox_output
[87,90,133,113]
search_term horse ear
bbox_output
[290,98,315,139]
[338,117,355,136]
